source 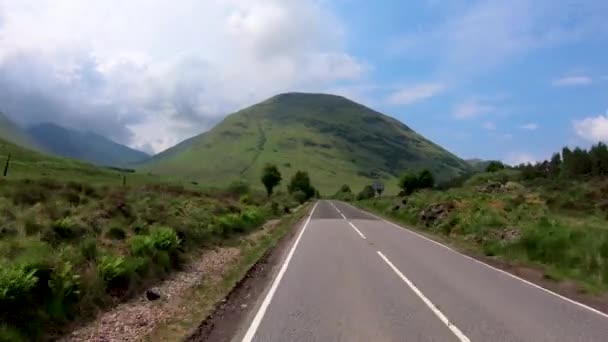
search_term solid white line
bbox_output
[342,202,608,320]
[377,251,471,342]
[348,221,367,239]
[242,202,319,342]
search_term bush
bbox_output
[240,194,252,205]
[292,190,307,204]
[79,239,98,261]
[12,186,47,206]
[0,266,38,306]
[228,181,251,196]
[44,217,86,243]
[105,226,127,240]
[47,262,81,320]
[129,235,155,256]
[97,255,130,289]
[150,226,181,252]
[356,185,376,201]
[23,219,43,236]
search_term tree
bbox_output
[589,142,608,176]
[339,184,352,193]
[486,161,505,173]
[548,153,561,178]
[261,164,281,197]
[288,170,316,200]
[417,169,435,189]
[398,172,419,196]
[356,185,376,200]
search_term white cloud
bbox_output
[389,1,608,76]
[385,83,446,106]
[520,123,538,130]
[552,76,593,87]
[452,100,494,119]
[504,152,537,166]
[574,114,608,143]
[0,0,367,152]
[482,121,496,130]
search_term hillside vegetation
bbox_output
[356,143,608,292]
[0,112,41,152]
[143,93,471,194]
[27,123,149,167]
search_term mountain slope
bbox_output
[144,93,471,193]
[27,123,149,167]
[0,112,41,151]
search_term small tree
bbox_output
[417,169,435,189]
[398,172,419,196]
[261,164,282,197]
[485,161,505,173]
[339,184,352,194]
[288,170,316,200]
[356,185,376,200]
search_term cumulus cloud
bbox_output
[0,0,367,152]
[574,114,608,143]
[385,83,445,106]
[520,123,538,130]
[552,76,593,87]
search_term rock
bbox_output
[478,182,503,193]
[419,202,455,223]
[146,288,161,301]
[504,181,524,191]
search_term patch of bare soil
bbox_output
[60,221,285,342]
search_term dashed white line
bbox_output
[348,221,366,239]
[329,201,366,239]
[377,251,471,342]
[341,201,608,320]
[242,202,318,342]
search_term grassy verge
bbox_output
[0,175,300,341]
[354,172,608,294]
[147,203,311,341]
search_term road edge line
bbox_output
[241,202,319,342]
[377,251,471,342]
[343,201,608,320]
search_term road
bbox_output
[238,200,608,342]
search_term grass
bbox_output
[146,203,311,341]
[355,170,608,293]
[142,93,471,194]
[0,171,300,341]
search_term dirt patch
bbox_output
[185,211,309,341]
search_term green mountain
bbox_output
[144,93,471,193]
[0,112,41,151]
[27,123,149,167]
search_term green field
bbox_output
[143,93,471,194]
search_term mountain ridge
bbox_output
[142,92,471,193]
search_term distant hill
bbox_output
[0,112,42,151]
[27,123,149,167]
[144,93,471,193]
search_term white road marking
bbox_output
[342,202,608,320]
[242,202,319,342]
[377,251,471,342]
[348,221,367,239]
[329,201,348,220]
[329,201,366,239]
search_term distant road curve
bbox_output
[237,200,608,342]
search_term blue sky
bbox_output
[0,0,607,163]
[329,0,608,163]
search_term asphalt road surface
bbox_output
[238,200,608,342]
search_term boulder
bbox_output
[146,288,161,301]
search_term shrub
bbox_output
[47,262,81,320]
[216,214,245,236]
[61,190,81,205]
[97,255,130,289]
[228,181,250,196]
[44,217,85,243]
[150,226,181,252]
[79,238,98,261]
[240,194,252,205]
[105,226,127,240]
[292,190,307,204]
[129,235,155,256]
[356,185,376,201]
[23,219,43,236]
[0,265,38,311]
[12,186,47,206]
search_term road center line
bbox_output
[242,202,318,342]
[329,201,366,239]
[377,251,471,342]
[340,201,608,320]
[348,221,367,239]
